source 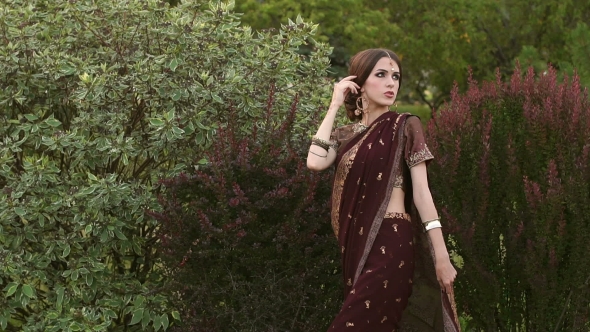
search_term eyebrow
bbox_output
[375,68,401,74]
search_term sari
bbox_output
[327,111,460,332]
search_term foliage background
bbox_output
[426,67,590,331]
[0,0,331,330]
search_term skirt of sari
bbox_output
[328,213,414,332]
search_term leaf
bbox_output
[171,311,180,320]
[130,308,144,325]
[141,308,151,329]
[14,207,25,217]
[150,118,165,127]
[4,282,18,297]
[22,284,34,298]
[62,244,71,258]
[169,58,179,72]
[114,229,128,240]
[45,118,62,127]
[24,114,39,121]
[162,314,170,330]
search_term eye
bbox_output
[393,73,401,81]
[376,72,385,78]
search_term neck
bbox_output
[361,107,389,126]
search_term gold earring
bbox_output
[355,97,364,116]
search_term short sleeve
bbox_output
[404,116,434,168]
[329,128,341,151]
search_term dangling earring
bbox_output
[354,97,364,116]
[395,102,398,110]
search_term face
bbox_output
[361,57,401,109]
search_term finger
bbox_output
[339,75,357,82]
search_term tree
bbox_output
[0,0,331,330]
[235,0,590,108]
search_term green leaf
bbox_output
[171,311,180,320]
[114,229,127,240]
[142,308,151,328]
[22,284,34,298]
[14,207,26,217]
[5,282,18,297]
[45,118,62,127]
[24,114,39,121]
[150,118,165,127]
[162,314,170,330]
[169,58,179,72]
[130,308,144,325]
[62,244,71,258]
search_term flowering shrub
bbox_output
[427,66,590,331]
[151,92,341,331]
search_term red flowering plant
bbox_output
[426,65,590,330]
[149,89,342,331]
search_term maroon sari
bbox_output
[327,112,460,331]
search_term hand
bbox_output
[330,76,360,109]
[435,256,457,294]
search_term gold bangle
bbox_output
[311,136,336,151]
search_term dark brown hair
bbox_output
[344,48,403,121]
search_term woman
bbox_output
[307,49,460,331]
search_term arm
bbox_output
[410,162,457,293]
[307,76,360,171]
[306,104,339,171]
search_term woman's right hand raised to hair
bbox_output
[330,76,360,109]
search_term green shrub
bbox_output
[0,0,331,330]
[427,66,590,331]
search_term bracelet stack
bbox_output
[422,218,442,232]
[310,136,336,158]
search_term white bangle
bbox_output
[424,220,442,232]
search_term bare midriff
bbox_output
[385,187,406,214]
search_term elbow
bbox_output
[307,159,323,172]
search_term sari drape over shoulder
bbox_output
[328,112,460,332]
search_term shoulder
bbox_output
[332,124,356,140]
[402,114,424,135]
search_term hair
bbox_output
[344,48,403,121]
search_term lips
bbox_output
[384,92,395,98]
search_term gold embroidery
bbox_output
[384,212,411,220]
[350,289,355,294]
[377,173,382,180]
[396,298,401,302]
[347,278,352,286]
[381,316,388,323]
[383,280,388,288]
[407,145,434,168]
[341,246,345,253]
[366,269,373,273]
[409,278,413,284]
[359,227,363,235]
[357,178,360,185]
[399,261,405,268]
[365,300,370,309]
[392,174,403,188]
[331,124,378,237]
[368,143,372,149]
[346,322,355,327]
[379,139,384,145]
[380,246,386,254]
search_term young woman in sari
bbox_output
[307,49,461,331]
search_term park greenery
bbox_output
[235,0,590,109]
[0,0,589,331]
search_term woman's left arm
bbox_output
[410,162,457,294]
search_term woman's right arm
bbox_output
[307,76,359,171]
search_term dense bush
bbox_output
[0,0,330,330]
[151,91,341,331]
[427,66,590,331]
